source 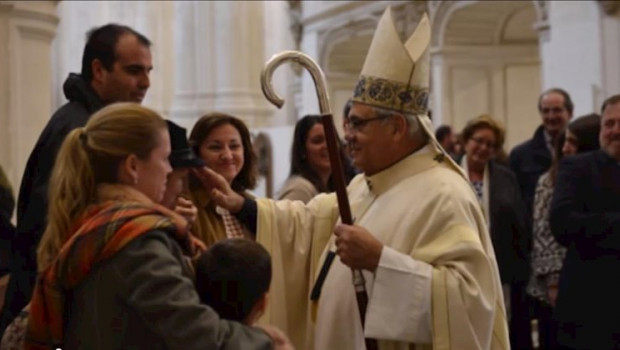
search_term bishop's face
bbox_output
[344,103,396,176]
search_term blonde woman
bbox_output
[459,115,529,326]
[18,103,279,350]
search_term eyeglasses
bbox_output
[470,137,496,149]
[343,115,391,132]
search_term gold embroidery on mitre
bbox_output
[352,7,431,116]
[353,75,429,116]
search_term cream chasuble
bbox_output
[256,145,509,350]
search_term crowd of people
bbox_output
[435,89,620,350]
[0,6,618,350]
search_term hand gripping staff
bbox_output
[260,50,378,350]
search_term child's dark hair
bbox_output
[195,239,272,322]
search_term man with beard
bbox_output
[550,94,620,350]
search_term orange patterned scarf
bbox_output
[24,200,202,350]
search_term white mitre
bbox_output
[352,7,430,116]
[353,7,469,179]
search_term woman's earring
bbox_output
[134,177,138,185]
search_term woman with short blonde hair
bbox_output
[459,114,528,326]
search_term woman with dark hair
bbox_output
[527,113,601,349]
[277,115,354,203]
[278,115,330,203]
[188,113,258,246]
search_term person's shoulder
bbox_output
[277,175,317,200]
[556,152,601,182]
[284,175,314,189]
[490,161,517,179]
[122,228,186,258]
[421,165,474,199]
[36,101,91,142]
[49,100,91,126]
[412,167,483,225]
[561,151,597,167]
[509,138,535,158]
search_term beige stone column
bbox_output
[0,0,58,194]
[170,1,272,129]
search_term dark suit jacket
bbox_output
[509,125,552,227]
[550,150,620,350]
[488,162,530,284]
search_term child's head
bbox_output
[195,239,272,325]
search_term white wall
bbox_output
[0,1,58,198]
[53,1,170,112]
[262,1,298,127]
[540,0,603,115]
[251,125,295,198]
[435,46,541,150]
[601,11,620,102]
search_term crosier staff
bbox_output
[260,50,378,350]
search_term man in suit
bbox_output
[550,94,620,350]
[0,24,153,335]
[511,88,574,224]
[508,87,574,349]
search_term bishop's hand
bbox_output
[192,166,245,213]
[333,223,383,271]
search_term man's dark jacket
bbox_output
[0,73,104,334]
[509,125,552,224]
[508,124,551,350]
[488,161,530,284]
[550,150,620,350]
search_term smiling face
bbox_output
[134,128,172,203]
[600,101,620,161]
[539,92,572,139]
[305,123,331,175]
[198,123,244,184]
[344,103,397,175]
[464,127,497,169]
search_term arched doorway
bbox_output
[430,0,544,149]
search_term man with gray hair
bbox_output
[195,7,508,350]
